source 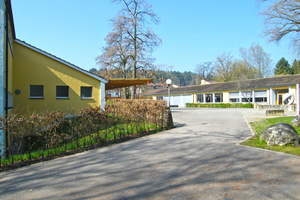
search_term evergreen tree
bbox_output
[291,59,300,74]
[274,57,292,75]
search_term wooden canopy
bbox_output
[105,78,153,90]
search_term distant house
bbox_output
[144,75,300,107]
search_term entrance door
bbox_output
[275,89,288,105]
[278,94,283,105]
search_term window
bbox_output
[205,93,212,103]
[30,85,44,99]
[215,93,223,103]
[196,94,203,103]
[230,98,239,103]
[254,90,267,103]
[56,86,69,99]
[157,96,163,100]
[255,97,267,102]
[229,92,239,103]
[81,86,92,98]
[242,98,252,103]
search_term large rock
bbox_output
[260,123,299,146]
[291,115,300,127]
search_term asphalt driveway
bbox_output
[1,108,300,199]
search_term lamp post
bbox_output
[166,79,172,107]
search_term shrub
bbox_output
[0,99,173,168]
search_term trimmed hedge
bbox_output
[186,103,254,108]
[0,100,173,169]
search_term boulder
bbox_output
[291,115,300,127]
[260,123,299,146]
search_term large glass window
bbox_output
[205,93,212,103]
[242,98,252,103]
[215,93,223,102]
[255,97,267,102]
[56,86,69,99]
[81,86,93,98]
[30,85,44,99]
[254,90,267,103]
[229,92,239,103]
[196,94,203,103]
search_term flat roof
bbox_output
[106,78,153,90]
[142,75,300,96]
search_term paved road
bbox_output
[1,108,300,199]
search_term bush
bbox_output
[186,103,254,108]
[0,99,173,167]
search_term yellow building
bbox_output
[0,0,107,157]
[13,40,107,114]
[146,75,300,109]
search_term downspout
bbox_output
[4,0,8,157]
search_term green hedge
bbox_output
[186,103,254,108]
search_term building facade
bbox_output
[0,0,108,157]
[147,75,300,108]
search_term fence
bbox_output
[0,99,173,170]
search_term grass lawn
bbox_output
[241,116,300,156]
[1,122,157,166]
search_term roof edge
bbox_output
[14,39,108,83]
[6,0,16,39]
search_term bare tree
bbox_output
[236,79,253,103]
[96,16,132,79]
[239,43,273,78]
[112,0,162,99]
[96,16,132,98]
[194,62,214,81]
[259,0,300,55]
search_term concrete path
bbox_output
[1,108,300,199]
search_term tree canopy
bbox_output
[260,0,300,55]
[274,57,292,75]
[97,0,161,98]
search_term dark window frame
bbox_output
[30,85,44,99]
[56,86,69,99]
[81,86,93,99]
[215,93,223,103]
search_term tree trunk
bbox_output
[131,16,137,99]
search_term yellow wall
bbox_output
[13,42,101,114]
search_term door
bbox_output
[278,94,283,105]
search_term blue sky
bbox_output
[11,0,293,73]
